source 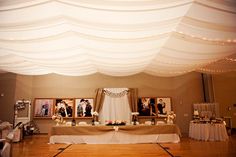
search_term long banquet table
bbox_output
[49,124,181,144]
[189,122,229,141]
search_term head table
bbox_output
[49,124,181,144]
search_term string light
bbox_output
[152,68,195,74]
[153,58,236,74]
[198,68,234,73]
[225,57,236,62]
[154,58,219,66]
[149,57,235,75]
[175,31,236,44]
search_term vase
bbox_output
[167,119,173,124]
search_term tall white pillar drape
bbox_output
[99,88,131,124]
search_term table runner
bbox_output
[118,125,181,135]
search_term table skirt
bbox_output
[189,122,228,141]
[49,132,180,144]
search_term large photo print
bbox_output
[157,97,172,116]
[34,98,53,118]
[54,98,74,118]
[75,98,94,118]
[138,97,156,116]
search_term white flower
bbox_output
[92,111,99,116]
[52,114,63,124]
[131,112,139,115]
[116,120,121,124]
[52,115,57,120]
[167,111,176,123]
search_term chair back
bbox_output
[0,142,11,157]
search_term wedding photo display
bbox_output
[34,97,171,118]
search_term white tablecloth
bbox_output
[189,122,228,141]
[49,124,181,144]
[50,132,180,144]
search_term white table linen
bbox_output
[49,132,180,144]
[189,122,228,141]
[49,124,181,144]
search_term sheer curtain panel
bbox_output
[99,88,131,124]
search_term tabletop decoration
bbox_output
[91,111,99,125]
[131,112,139,125]
[192,115,225,124]
[193,109,200,120]
[131,112,139,116]
[52,114,65,126]
[166,111,176,124]
[105,120,126,126]
[92,111,99,116]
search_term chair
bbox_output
[0,132,14,157]
[12,122,24,143]
[0,142,10,157]
[0,122,12,139]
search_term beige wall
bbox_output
[31,73,174,98]
[1,72,205,134]
[172,72,204,133]
[30,73,178,133]
[1,71,235,134]
[213,72,236,128]
[15,75,33,100]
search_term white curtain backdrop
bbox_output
[99,88,131,124]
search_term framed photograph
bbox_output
[138,97,156,116]
[54,98,74,118]
[15,100,31,118]
[75,98,94,118]
[34,98,53,118]
[156,97,172,116]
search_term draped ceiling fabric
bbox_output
[0,0,236,77]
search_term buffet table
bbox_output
[189,122,228,141]
[49,124,181,144]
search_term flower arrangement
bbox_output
[92,111,99,116]
[105,120,126,126]
[131,112,139,116]
[91,111,99,125]
[131,112,139,125]
[52,114,64,126]
[166,111,176,124]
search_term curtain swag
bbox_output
[103,89,129,98]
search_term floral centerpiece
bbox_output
[131,112,139,116]
[131,112,139,125]
[52,114,64,126]
[91,111,99,125]
[92,111,99,116]
[105,120,126,126]
[166,111,176,124]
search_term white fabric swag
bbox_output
[0,0,235,77]
[99,88,131,124]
